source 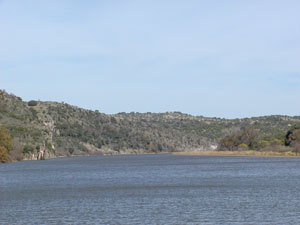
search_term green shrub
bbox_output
[256,140,269,148]
[28,100,38,107]
[45,141,52,150]
[239,143,248,150]
[0,105,8,113]
[23,144,34,154]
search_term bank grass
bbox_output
[173,150,299,157]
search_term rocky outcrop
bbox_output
[37,150,45,160]
[23,148,54,161]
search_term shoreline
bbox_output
[14,151,171,163]
[8,150,299,164]
[172,150,300,158]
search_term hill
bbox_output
[1,90,300,161]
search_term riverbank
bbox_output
[173,150,299,157]
[13,151,171,163]
[7,150,299,163]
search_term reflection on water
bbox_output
[1,154,300,224]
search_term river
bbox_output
[1,154,300,224]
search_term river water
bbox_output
[1,154,300,224]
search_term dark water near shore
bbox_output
[1,154,300,224]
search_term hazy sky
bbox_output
[1,0,300,118]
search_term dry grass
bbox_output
[173,150,299,157]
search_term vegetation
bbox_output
[218,125,290,152]
[28,100,38,107]
[22,144,34,154]
[0,126,12,162]
[217,124,300,154]
[1,89,300,162]
[218,127,259,150]
[285,124,300,154]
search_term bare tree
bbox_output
[293,142,300,156]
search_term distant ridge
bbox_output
[1,89,300,161]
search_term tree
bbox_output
[218,127,258,151]
[285,125,300,155]
[28,100,38,106]
[0,126,12,162]
[219,135,238,150]
[238,127,259,147]
[285,125,300,146]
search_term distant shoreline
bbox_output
[173,150,300,158]
[11,150,300,163]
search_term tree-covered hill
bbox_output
[1,90,300,162]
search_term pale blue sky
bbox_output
[1,0,300,118]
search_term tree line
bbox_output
[218,124,300,153]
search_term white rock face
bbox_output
[210,145,218,150]
[37,150,45,160]
[23,148,53,161]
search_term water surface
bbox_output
[1,154,300,224]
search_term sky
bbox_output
[0,0,300,118]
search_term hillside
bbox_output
[0,90,300,161]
